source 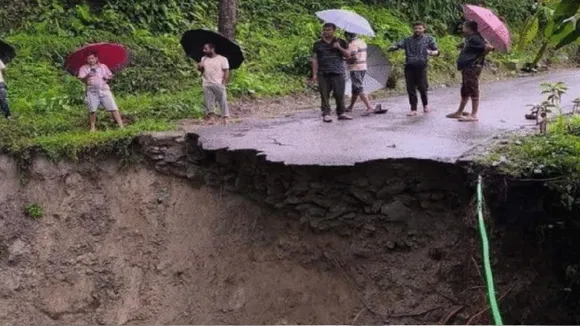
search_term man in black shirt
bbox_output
[446,21,494,122]
[388,22,439,116]
[311,23,353,123]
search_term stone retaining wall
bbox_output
[136,132,474,232]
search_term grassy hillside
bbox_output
[0,0,569,160]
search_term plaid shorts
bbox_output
[460,67,483,99]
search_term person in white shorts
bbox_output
[78,51,124,132]
[197,43,230,125]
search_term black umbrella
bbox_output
[0,40,16,64]
[345,44,391,96]
[180,29,244,69]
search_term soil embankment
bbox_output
[0,132,576,324]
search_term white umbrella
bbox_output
[315,9,375,37]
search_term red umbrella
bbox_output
[462,5,511,52]
[65,42,131,76]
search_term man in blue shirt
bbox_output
[388,22,439,116]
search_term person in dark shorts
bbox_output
[311,23,353,123]
[446,20,494,122]
[388,22,439,116]
[344,32,384,116]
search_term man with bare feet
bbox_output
[198,43,230,125]
[311,23,353,123]
[78,51,124,132]
[344,32,383,116]
[388,22,439,116]
[446,21,494,122]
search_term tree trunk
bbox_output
[218,0,237,41]
[532,41,549,67]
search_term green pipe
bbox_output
[477,175,503,325]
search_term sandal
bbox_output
[525,113,537,120]
[373,104,388,114]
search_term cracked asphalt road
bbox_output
[194,70,580,166]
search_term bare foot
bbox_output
[338,114,353,120]
[361,109,373,117]
[423,105,431,113]
[407,111,418,116]
[323,115,333,123]
[223,117,229,125]
[458,115,479,122]
[89,127,96,132]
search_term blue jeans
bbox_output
[0,83,11,118]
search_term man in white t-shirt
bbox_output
[197,43,230,125]
[0,59,12,119]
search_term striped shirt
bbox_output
[346,38,367,71]
[392,34,438,67]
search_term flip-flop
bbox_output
[361,110,373,117]
[374,108,389,114]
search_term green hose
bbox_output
[477,175,503,325]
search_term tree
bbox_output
[218,0,237,41]
[518,0,580,67]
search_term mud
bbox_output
[0,144,577,325]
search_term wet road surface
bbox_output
[194,70,580,166]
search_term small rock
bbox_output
[295,204,315,212]
[386,241,396,249]
[285,196,302,205]
[377,183,406,198]
[353,248,372,258]
[8,239,28,261]
[265,195,284,206]
[371,200,385,214]
[311,197,333,208]
[380,201,413,221]
[306,207,326,218]
[0,270,21,297]
[341,213,357,220]
[350,187,374,205]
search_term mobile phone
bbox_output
[90,68,96,73]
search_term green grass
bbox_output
[0,0,573,160]
[488,115,580,178]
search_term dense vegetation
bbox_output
[485,81,580,213]
[0,0,572,159]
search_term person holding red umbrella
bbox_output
[66,43,130,132]
[446,21,495,122]
[77,52,124,132]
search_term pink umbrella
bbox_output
[462,4,511,52]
